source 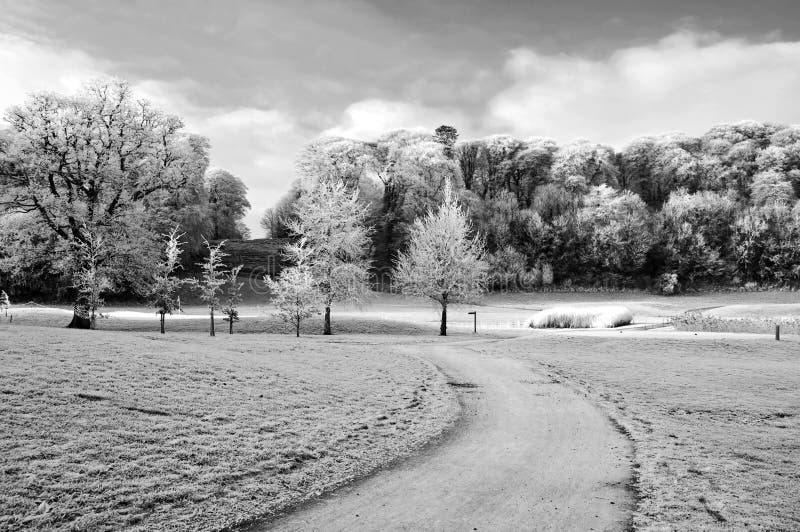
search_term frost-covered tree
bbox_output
[750,170,795,206]
[371,131,459,268]
[576,185,652,283]
[221,265,244,334]
[0,79,205,327]
[394,181,488,335]
[620,134,703,207]
[551,140,619,188]
[266,241,321,337]
[149,228,185,334]
[71,230,110,330]
[191,239,228,336]
[286,179,372,335]
[656,189,736,285]
[733,204,800,284]
[295,136,374,189]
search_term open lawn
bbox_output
[0,326,459,531]
[475,332,800,530]
[2,292,799,530]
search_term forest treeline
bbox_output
[264,123,800,293]
[3,79,800,300]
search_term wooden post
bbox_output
[468,311,477,333]
[775,324,780,341]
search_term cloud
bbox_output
[487,30,800,147]
[0,33,109,110]
[323,99,467,141]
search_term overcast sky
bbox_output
[2,0,800,235]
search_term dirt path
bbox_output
[254,339,634,531]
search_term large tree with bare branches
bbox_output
[0,79,207,328]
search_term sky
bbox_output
[2,0,800,235]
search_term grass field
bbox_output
[2,291,799,530]
[0,326,459,531]
[476,332,800,530]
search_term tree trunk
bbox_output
[295,320,300,337]
[160,312,165,334]
[210,309,215,337]
[324,306,331,335]
[440,305,447,336]
[67,309,91,329]
[229,316,234,335]
[68,301,92,329]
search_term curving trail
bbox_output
[254,339,634,531]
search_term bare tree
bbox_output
[394,181,488,335]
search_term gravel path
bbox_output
[254,338,634,531]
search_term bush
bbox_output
[673,311,800,334]
[659,272,679,295]
[541,263,554,287]
[526,305,633,328]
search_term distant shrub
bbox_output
[659,272,679,295]
[673,311,800,334]
[517,269,542,291]
[526,305,633,329]
[542,263,554,287]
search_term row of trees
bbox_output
[266,176,487,336]
[0,80,251,322]
[265,122,800,291]
[0,80,489,336]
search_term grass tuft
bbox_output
[526,305,633,328]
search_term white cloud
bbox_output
[323,99,467,141]
[487,30,800,147]
[0,33,109,111]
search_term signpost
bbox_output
[467,311,476,333]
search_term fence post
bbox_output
[776,324,780,341]
[467,311,476,333]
